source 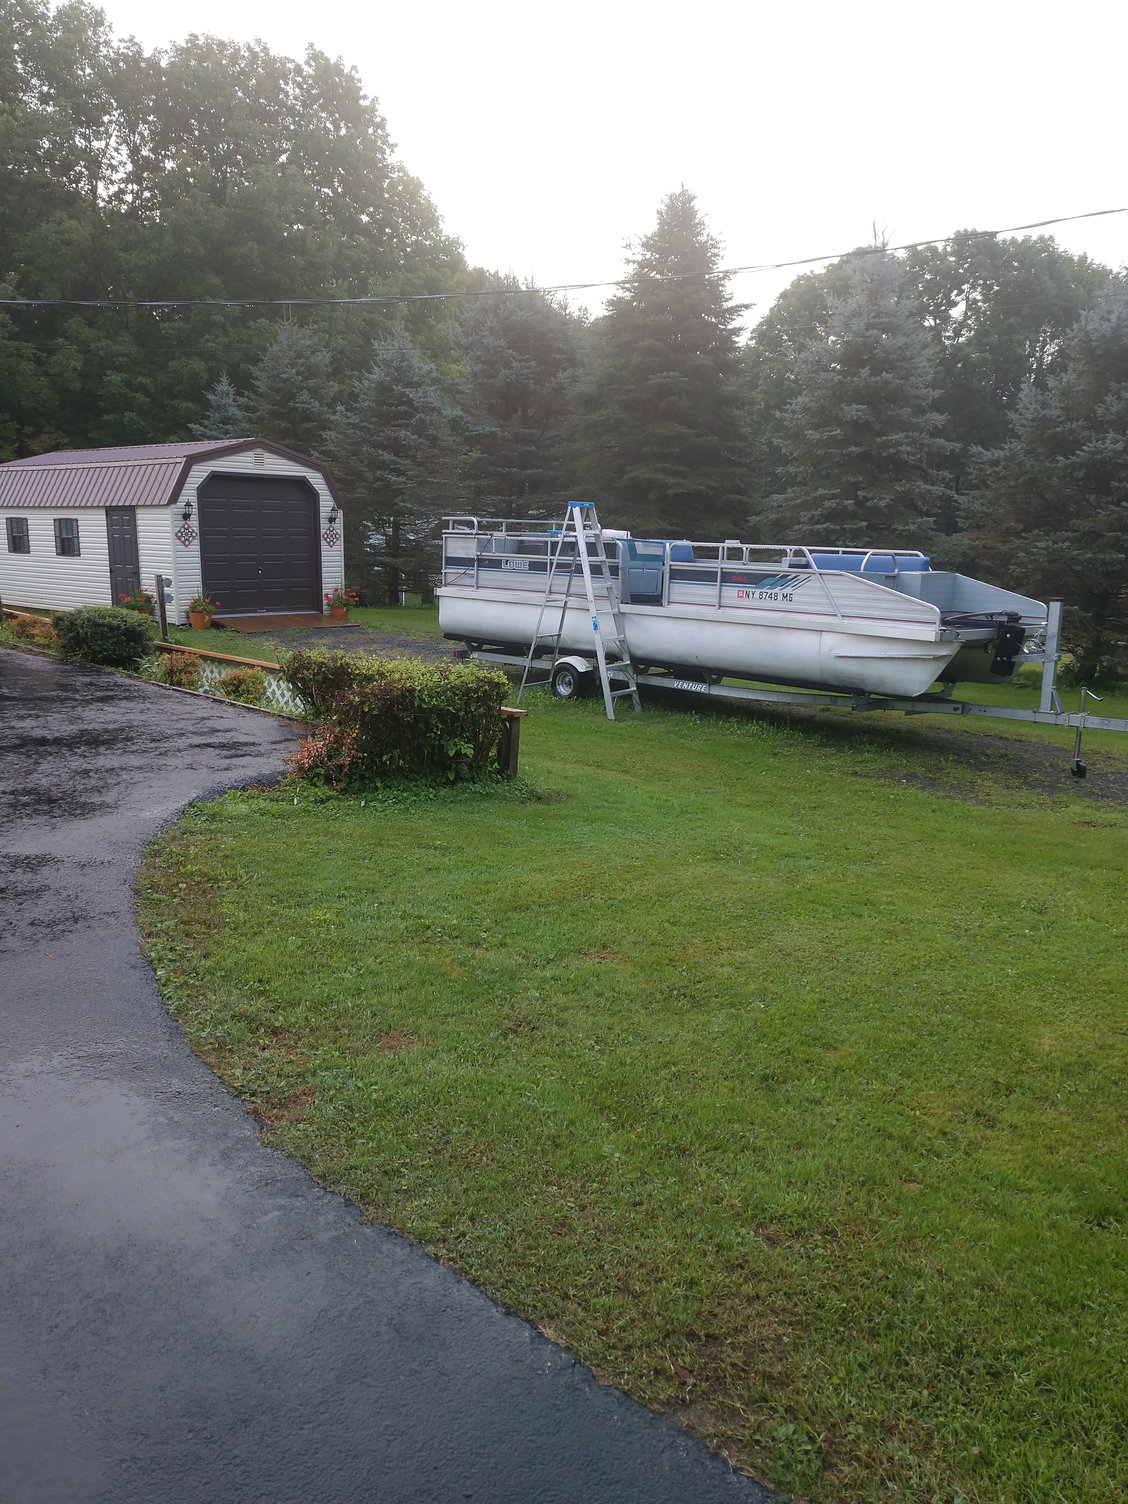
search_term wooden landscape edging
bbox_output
[152,639,288,671]
[152,640,528,775]
[0,616,527,776]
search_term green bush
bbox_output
[287,658,510,788]
[158,650,205,690]
[1055,654,1125,692]
[217,666,268,705]
[279,647,380,717]
[55,605,153,667]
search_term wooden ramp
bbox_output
[212,613,360,633]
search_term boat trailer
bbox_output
[463,600,1128,777]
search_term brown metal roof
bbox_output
[0,439,342,510]
[0,459,187,509]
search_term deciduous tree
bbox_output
[0,4,465,451]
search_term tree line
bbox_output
[3,4,1126,674]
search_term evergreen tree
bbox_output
[740,256,858,510]
[764,255,956,546]
[741,235,1109,518]
[453,278,583,518]
[189,373,252,439]
[327,332,457,602]
[571,189,747,537]
[962,275,1128,679]
[249,325,336,454]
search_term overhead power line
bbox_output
[1,207,1123,311]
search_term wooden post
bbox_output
[154,573,169,642]
[497,707,528,777]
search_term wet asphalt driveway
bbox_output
[0,649,772,1504]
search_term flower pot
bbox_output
[330,605,349,621]
[188,611,212,630]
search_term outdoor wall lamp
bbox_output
[181,498,194,522]
[327,504,339,525]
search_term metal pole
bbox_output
[154,573,169,642]
[1039,598,1063,714]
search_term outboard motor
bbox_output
[990,618,1026,677]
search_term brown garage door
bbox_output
[197,474,321,614]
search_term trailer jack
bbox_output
[1070,688,1104,778]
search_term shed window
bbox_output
[5,517,30,553]
[54,517,81,556]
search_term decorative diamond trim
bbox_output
[321,525,340,547]
[175,522,198,547]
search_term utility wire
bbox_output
[1,207,1123,311]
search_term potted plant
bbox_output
[118,590,156,616]
[325,586,359,621]
[187,593,219,629]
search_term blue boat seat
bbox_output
[669,542,695,561]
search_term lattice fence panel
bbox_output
[196,660,308,717]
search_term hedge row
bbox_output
[281,648,509,787]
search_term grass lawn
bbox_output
[165,605,441,658]
[138,692,1128,1502]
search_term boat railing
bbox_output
[441,521,927,621]
[443,514,603,537]
[443,519,928,566]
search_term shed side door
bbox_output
[197,475,321,614]
[105,508,141,603]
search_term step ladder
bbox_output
[517,501,641,719]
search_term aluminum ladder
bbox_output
[517,501,641,719]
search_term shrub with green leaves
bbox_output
[1055,654,1125,692]
[279,647,381,717]
[158,650,205,690]
[55,605,153,667]
[287,658,510,787]
[217,666,268,705]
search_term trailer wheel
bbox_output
[551,662,593,700]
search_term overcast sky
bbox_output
[95,0,1125,324]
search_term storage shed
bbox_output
[0,439,344,623]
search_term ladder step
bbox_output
[515,500,641,719]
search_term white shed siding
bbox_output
[2,446,343,622]
[135,506,176,607]
[0,508,113,611]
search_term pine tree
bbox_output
[327,332,457,603]
[249,324,336,455]
[963,275,1128,679]
[571,189,748,538]
[454,278,583,518]
[764,255,956,546]
[189,374,252,439]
